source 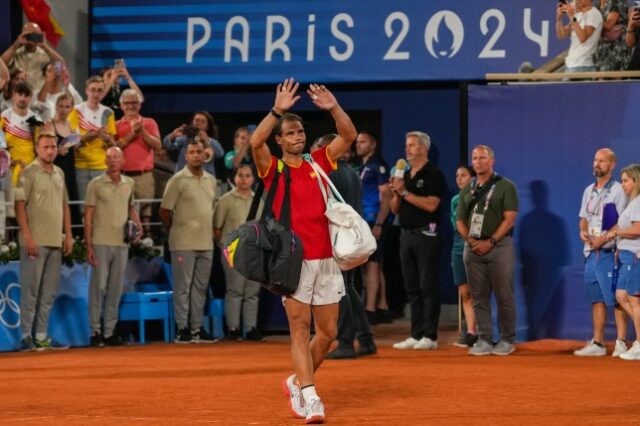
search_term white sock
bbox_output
[301,385,319,403]
[35,333,47,341]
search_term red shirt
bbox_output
[116,116,159,172]
[261,147,335,260]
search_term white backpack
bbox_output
[306,157,377,271]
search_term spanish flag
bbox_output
[20,0,64,47]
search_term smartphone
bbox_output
[53,61,63,77]
[114,58,125,70]
[25,33,43,43]
[635,0,640,11]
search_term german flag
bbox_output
[20,0,64,47]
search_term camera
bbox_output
[25,33,43,43]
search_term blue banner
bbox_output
[91,0,566,85]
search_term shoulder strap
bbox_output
[305,154,346,204]
[466,175,502,217]
[279,164,293,229]
[246,161,281,221]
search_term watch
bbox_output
[400,190,409,198]
[489,237,497,246]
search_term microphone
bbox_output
[394,159,406,179]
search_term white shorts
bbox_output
[284,257,344,305]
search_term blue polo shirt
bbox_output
[359,156,389,223]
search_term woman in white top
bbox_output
[605,164,640,360]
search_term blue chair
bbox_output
[119,291,173,344]
[204,296,225,340]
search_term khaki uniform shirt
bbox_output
[15,159,67,247]
[213,189,262,243]
[161,167,216,251]
[85,173,135,246]
[10,46,51,91]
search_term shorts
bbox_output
[584,251,616,306]
[129,172,155,217]
[451,251,467,286]
[616,250,640,296]
[285,257,344,305]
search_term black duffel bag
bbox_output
[222,162,303,296]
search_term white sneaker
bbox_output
[392,337,419,350]
[281,374,305,419]
[413,337,438,350]
[620,341,640,361]
[573,339,607,357]
[612,339,628,358]
[305,397,325,424]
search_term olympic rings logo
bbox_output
[0,282,20,329]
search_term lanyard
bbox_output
[586,178,614,217]
[471,175,498,215]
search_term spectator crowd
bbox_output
[1,8,640,369]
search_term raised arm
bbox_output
[250,78,301,175]
[307,84,357,163]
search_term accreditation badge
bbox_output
[588,216,603,237]
[469,212,484,239]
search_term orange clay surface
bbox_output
[1,321,638,425]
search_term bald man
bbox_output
[1,22,65,91]
[85,147,142,347]
[574,148,629,357]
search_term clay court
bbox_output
[1,321,638,425]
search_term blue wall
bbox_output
[144,86,461,303]
[469,81,640,340]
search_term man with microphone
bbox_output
[390,131,447,350]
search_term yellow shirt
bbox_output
[68,102,116,170]
[0,108,39,184]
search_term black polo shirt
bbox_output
[398,161,447,229]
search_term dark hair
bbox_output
[312,133,337,150]
[191,110,219,139]
[41,61,54,76]
[358,130,378,145]
[3,69,25,100]
[457,164,476,177]
[233,163,255,179]
[273,112,304,137]
[13,81,33,97]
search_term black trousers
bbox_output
[400,230,441,341]
[336,267,374,347]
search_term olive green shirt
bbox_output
[456,176,519,239]
[15,159,68,247]
[213,189,263,243]
[85,173,135,247]
[161,167,217,251]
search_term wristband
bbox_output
[270,108,282,119]
[489,237,497,246]
[400,190,409,198]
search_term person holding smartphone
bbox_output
[625,3,640,69]
[100,59,144,120]
[556,0,604,73]
[594,0,632,71]
[0,22,65,92]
